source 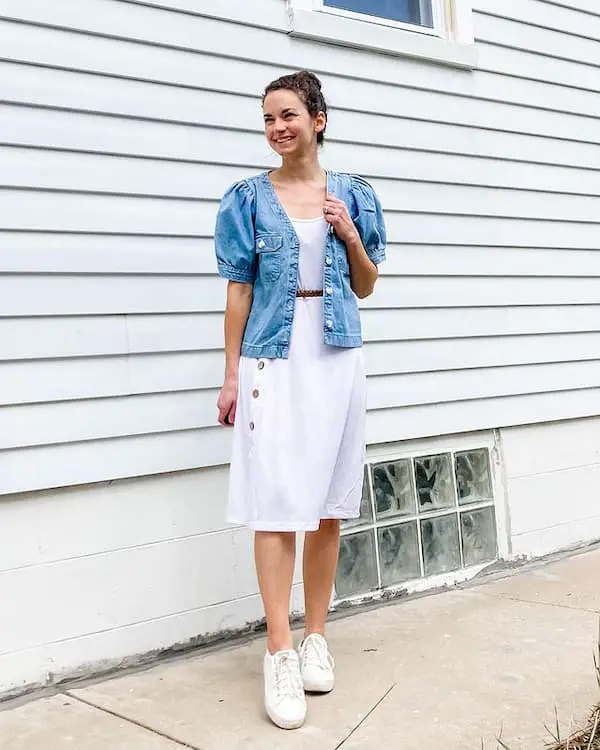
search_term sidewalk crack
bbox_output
[473,590,600,614]
[65,691,206,749]
[335,682,396,749]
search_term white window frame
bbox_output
[316,0,444,38]
[287,0,477,70]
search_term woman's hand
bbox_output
[217,377,238,427]
[323,194,360,245]
[324,193,378,299]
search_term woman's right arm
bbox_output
[217,281,253,426]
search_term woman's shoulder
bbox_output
[330,171,376,194]
[222,171,274,201]
[222,177,254,198]
[219,177,262,215]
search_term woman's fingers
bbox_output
[217,395,236,426]
[324,196,349,220]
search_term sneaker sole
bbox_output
[265,706,306,730]
[302,677,335,694]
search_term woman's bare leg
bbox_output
[303,519,341,637]
[255,531,296,653]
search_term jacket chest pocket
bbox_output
[256,233,283,283]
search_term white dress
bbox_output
[227,217,367,532]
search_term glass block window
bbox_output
[336,450,498,598]
[323,0,434,28]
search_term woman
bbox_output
[214,71,386,730]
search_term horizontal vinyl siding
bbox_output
[1,0,600,494]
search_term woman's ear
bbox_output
[315,111,327,135]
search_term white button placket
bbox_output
[248,359,266,439]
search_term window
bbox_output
[323,0,434,29]
[287,0,477,70]
[336,449,498,599]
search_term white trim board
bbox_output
[287,0,478,69]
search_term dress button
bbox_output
[257,361,265,370]
[252,389,259,399]
[325,286,333,295]
[325,256,332,265]
[249,421,255,431]
[258,240,265,249]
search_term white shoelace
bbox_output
[274,652,304,700]
[302,635,335,671]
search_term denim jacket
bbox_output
[214,171,386,359]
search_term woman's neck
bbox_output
[275,153,324,184]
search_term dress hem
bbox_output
[227,515,360,532]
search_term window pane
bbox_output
[323,0,433,28]
[372,459,416,520]
[336,530,379,597]
[461,508,498,566]
[421,514,461,576]
[378,521,421,586]
[414,454,455,512]
[455,449,493,505]
[342,468,374,529]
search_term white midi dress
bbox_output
[227,216,367,532]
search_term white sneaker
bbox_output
[298,634,335,693]
[263,649,307,730]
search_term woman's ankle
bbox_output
[267,631,294,654]
[303,625,325,640]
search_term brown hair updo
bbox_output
[262,70,328,146]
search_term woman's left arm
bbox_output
[323,194,378,299]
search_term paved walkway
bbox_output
[2,546,600,749]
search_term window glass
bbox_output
[323,0,434,28]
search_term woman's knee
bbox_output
[316,518,341,536]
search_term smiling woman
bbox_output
[263,71,328,147]
[214,71,386,730]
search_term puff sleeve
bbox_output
[350,175,387,265]
[214,180,257,283]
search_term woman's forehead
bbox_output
[262,89,305,114]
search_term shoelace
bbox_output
[303,636,335,671]
[274,653,304,700]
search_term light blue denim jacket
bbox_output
[214,170,386,359]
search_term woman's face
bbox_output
[263,89,325,157]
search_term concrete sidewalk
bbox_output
[2,547,599,750]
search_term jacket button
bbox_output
[257,361,265,370]
[325,286,333,295]
[258,240,265,249]
[249,421,255,431]
[252,389,259,399]
[326,320,333,329]
[325,256,332,265]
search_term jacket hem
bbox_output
[241,334,362,358]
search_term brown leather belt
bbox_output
[296,289,323,298]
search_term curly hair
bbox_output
[262,70,328,146]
